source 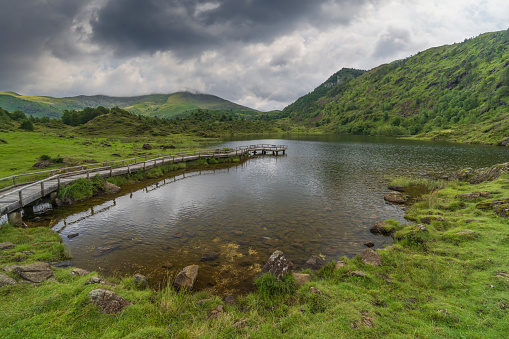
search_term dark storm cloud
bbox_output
[0,1,85,84]
[90,0,374,57]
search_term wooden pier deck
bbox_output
[0,144,287,219]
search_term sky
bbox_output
[0,0,507,111]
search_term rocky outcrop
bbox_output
[14,262,54,283]
[0,273,17,286]
[361,249,382,266]
[455,192,490,200]
[450,163,509,184]
[384,191,408,204]
[370,221,392,236]
[259,251,293,279]
[173,265,199,290]
[0,242,15,250]
[303,255,326,271]
[89,289,131,315]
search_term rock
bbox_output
[387,185,405,192]
[224,295,235,305]
[196,298,210,305]
[350,270,367,277]
[455,192,491,200]
[304,255,326,271]
[364,241,375,248]
[85,276,113,285]
[97,245,120,253]
[370,221,392,236]
[476,198,509,210]
[232,230,244,236]
[185,231,197,237]
[201,253,219,261]
[104,182,121,194]
[50,261,74,268]
[104,143,112,147]
[494,204,509,218]
[451,163,509,184]
[33,161,52,168]
[499,138,509,146]
[14,262,54,283]
[378,273,392,283]
[67,233,79,239]
[70,268,91,276]
[233,320,247,328]
[161,145,176,149]
[291,242,303,248]
[293,273,311,286]
[497,272,509,279]
[173,265,199,290]
[142,143,152,150]
[309,286,322,294]
[209,304,226,319]
[0,273,17,286]
[334,261,346,269]
[172,231,182,238]
[259,250,294,279]
[89,289,130,315]
[162,262,174,269]
[323,246,339,255]
[415,224,428,232]
[2,264,22,272]
[361,249,382,266]
[384,191,408,204]
[133,273,148,289]
[0,242,15,250]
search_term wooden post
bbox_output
[128,164,131,174]
[87,170,90,179]
[58,176,61,188]
[13,176,17,186]
[110,167,113,177]
[40,182,45,196]
[18,191,23,208]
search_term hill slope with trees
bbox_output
[283,30,509,144]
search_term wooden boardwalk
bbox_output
[0,144,287,218]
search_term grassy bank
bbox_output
[1,171,509,337]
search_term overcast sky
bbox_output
[0,0,507,111]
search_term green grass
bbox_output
[2,170,509,337]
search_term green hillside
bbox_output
[283,30,509,144]
[0,91,257,119]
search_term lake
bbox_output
[36,135,509,295]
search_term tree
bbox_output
[19,119,34,131]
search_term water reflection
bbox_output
[38,135,508,295]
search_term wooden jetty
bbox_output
[0,144,287,222]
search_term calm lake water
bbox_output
[36,135,508,295]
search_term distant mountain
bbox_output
[0,91,257,119]
[283,30,509,144]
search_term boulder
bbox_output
[259,250,294,279]
[334,261,346,269]
[0,242,15,250]
[384,191,408,204]
[0,273,17,286]
[89,289,131,315]
[67,233,79,239]
[292,273,311,286]
[304,255,326,271]
[142,144,152,150]
[50,261,74,268]
[104,182,121,194]
[361,249,382,266]
[387,185,405,192]
[370,221,392,236]
[2,264,22,272]
[499,138,509,146]
[14,262,54,283]
[173,265,199,290]
[133,273,148,289]
[70,268,91,276]
[85,276,113,286]
[201,253,219,261]
[364,241,375,248]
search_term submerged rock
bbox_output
[259,250,294,279]
[201,253,219,261]
[133,273,148,289]
[89,289,131,315]
[387,185,405,192]
[104,182,121,194]
[173,265,199,291]
[370,221,392,236]
[364,241,375,248]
